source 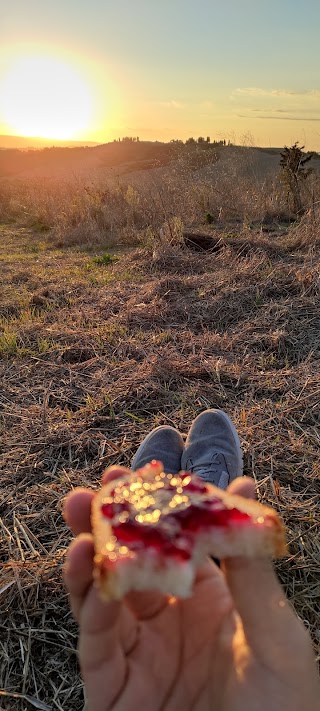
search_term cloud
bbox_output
[250,108,288,113]
[158,100,185,109]
[237,113,320,122]
[250,107,320,115]
[233,87,320,98]
[232,88,320,123]
[157,99,215,111]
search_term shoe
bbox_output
[131,426,184,474]
[181,409,243,489]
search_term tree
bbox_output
[280,142,313,215]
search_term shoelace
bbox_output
[191,453,230,490]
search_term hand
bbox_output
[63,467,319,711]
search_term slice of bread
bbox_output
[92,461,286,599]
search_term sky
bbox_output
[1,0,320,149]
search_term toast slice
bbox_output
[92,461,286,599]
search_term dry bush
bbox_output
[188,156,286,223]
[286,204,320,249]
[1,148,319,251]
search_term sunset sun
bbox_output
[0,53,93,139]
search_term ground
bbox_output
[0,224,319,710]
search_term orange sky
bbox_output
[1,1,320,149]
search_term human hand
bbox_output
[63,467,319,711]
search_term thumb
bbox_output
[223,557,309,667]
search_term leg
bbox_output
[131,425,184,474]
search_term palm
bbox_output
[79,561,233,710]
[64,475,319,711]
[76,561,306,711]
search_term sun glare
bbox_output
[0,53,93,139]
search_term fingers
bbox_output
[102,465,130,485]
[64,533,96,621]
[64,535,130,711]
[223,478,311,663]
[223,556,307,663]
[64,532,126,645]
[224,476,301,654]
[195,558,220,583]
[228,476,256,499]
[64,532,138,640]
[63,488,95,535]
[63,467,130,536]
[64,532,122,634]
[125,590,169,619]
[127,562,228,624]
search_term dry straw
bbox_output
[1,194,320,708]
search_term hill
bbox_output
[0,134,100,150]
[0,140,319,181]
[0,140,187,178]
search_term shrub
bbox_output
[280,143,314,215]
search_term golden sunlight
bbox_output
[0,53,93,139]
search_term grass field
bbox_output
[1,211,320,709]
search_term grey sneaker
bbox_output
[131,425,184,474]
[181,409,243,489]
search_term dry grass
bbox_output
[1,217,320,710]
[1,146,319,250]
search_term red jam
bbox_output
[100,468,251,562]
[101,501,129,518]
[112,520,192,560]
[113,521,164,546]
[162,475,209,494]
[184,481,210,494]
[174,503,250,531]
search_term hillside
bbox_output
[0,140,183,178]
[0,134,100,150]
[0,140,319,183]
